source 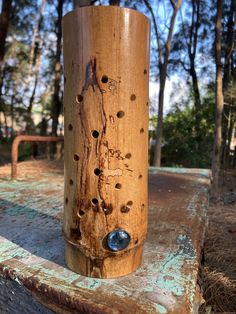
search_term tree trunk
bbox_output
[211,0,224,197]
[0,0,12,94]
[0,0,12,68]
[148,0,182,166]
[28,0,46,77]
[109,0,120,5]
[153,68,166,166]
[73,0,91,8]
[221,0,235,167]
[0,64,6,125]
[226,110,234,168]
[10,95,14,138]
[188,0,201,112]
[190,62,201,111]
[25,0,45,133]
[223,0,234,92]
[189,60,201,137]
[25,75,39,133]
[25,53,42,133]
[3,109,8,138]
[51,0,63,137]
[233,146,236,168]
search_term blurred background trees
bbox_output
[0,0,235,192]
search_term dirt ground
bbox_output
[199,170,236,313]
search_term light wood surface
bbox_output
[63,6,150,278]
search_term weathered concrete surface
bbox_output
[0,161,210,313]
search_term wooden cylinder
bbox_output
[63,6,150,278]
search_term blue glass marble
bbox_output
[107,229,131,252]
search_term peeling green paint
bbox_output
[156,252,185,296]
[155,235,196,297]
[0,179,63,220]
[143,286,154,292]
[155,304,167,314]
[0,238,29,262]
[111,285,129,297]
[73,278,102,291]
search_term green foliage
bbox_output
[162,94,215,168]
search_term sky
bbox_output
[149,80,172,115]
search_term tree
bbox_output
[26,0,47,133]
[51,0,64,137]
[28,0,46,77]
[0,0,12,135]
[162,91,215,168]
[0,0,12,79]
[73,0,92,7]
[0,1,42,136]
[109,0,120,5]
[143,0,183,166]
[169,0,215,127]
[186,0,201,112]
[221,0,236,169]
[173,0,204,112]
[211,0,224,197]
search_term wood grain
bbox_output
[63,6,150,278]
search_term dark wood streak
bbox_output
[78,58,108,233]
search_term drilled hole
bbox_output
[140,128,144,133]
[121,206,130,213]
[65,197,68,204]
[76,94,83,103]
[79,209,85,216]
[94,168,101,176]
[68,124,73,131]
[117,111,125,118]
[104,204,113,215]
[73,154,79,161]
[70,228,81,241]
[127,200,133,206]
[115,183,122,189]
[130,94,136,101]
[146,102,149,106]
[92,130,99,138]
[91,198,98,205]
[144,69,147,74]
[125,153,132,159]
[101,75,109,83]
[139,174,143,179]
[69,179,74,185]
[64,76,67,83]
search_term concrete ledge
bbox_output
[0,164,210,313]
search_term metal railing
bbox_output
[11,135,64,180]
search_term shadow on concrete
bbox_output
[0,198,66,268]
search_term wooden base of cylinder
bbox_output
[65,240,143,279]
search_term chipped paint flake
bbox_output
[155,235,196,298]
[155,304,167,314]
[74,278,102,291]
